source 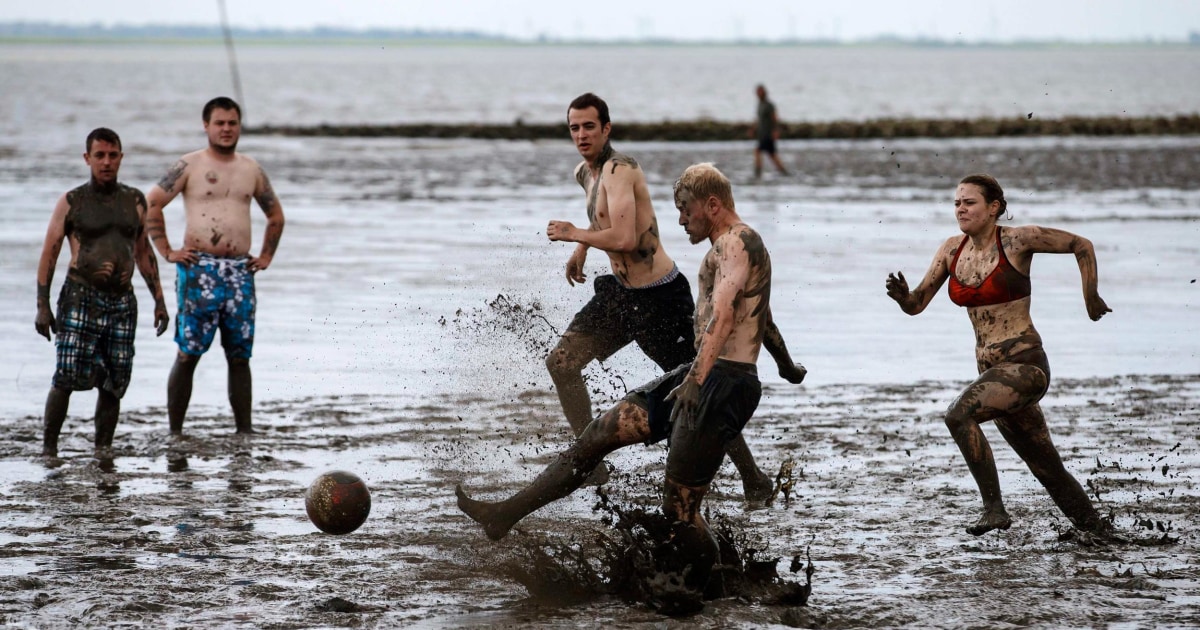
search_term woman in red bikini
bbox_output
[885,173,1112,537]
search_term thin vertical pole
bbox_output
[217,0,245,117]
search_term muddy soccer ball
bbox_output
[305,470,371,535]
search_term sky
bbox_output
[4,0,1200,42]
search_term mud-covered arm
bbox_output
[34,195,69,340]
[886,237,954,315]
[249,165,284,273]
[133,193,169,335]
[564,242,589,286]
[146,158,193,263]
[668,235,749,427]
[763,307,806,383]
[1013,225,1111,321]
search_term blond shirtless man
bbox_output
[545,93,775,499]
[460,163,806,609]
[146,97,285,435]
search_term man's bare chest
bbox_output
[190,165,256,204]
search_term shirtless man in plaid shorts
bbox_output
[35,127,170,460]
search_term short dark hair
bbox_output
[86,127,122,153]
[203,96,242,123]
[960,173,1008,219]
[567,93,610,126]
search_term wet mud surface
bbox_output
[0,372,1196,628]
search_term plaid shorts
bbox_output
[175,253,256,358]
[53,278,138,398]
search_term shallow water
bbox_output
[1,42,1199,627]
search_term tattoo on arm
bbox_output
[255,167,278,211]
[146,218,165,240]
[37,282,50,307]
[158,159,187,193]
[263,232,282,258]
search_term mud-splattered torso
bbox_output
[696,224,772,363]
[173,150,262,257]
[64,180,145,292]
[574,144,675,287]
[945,227,1043,372]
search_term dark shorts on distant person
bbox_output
[175,253,256,359]
[756,137,777,154]
[626,359,762,487]
[53,276,137,398]
[565,266,695,372]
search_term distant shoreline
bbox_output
[2,22,1198,48]
[2,38,1196,49]
[250,115,1200,141]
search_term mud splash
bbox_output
[496,474,813,617]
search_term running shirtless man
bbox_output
[35,127,169,459]
[459,163,806,604]
[545,93,775,499]
[146,96,285,435]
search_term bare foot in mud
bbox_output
[455,484,514,541]
[582,462,611,487]
[742,469,775,503]
[966,509,1013,536]
[1065,519,1132,546]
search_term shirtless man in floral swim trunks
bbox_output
[146,97,285,435]
[35,127,170,459]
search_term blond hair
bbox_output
[673,163,734,210]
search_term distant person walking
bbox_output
[885,173,1115,539]
[35,127,170,460]
[145,96,285,436]
[752,84,789,179]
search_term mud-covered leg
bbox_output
[946,363,1049,535]
[42,387,71,457]
[663,479,718,590]
[724,435,773,502]
[228,356,253,433]
[946,384,1011,535]
[456,399,649,540]
[994,405,1101,531]
[93,388,120,457]
[168,352,200,434]
[545,332,611,437]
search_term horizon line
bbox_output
[2,20,1198,46]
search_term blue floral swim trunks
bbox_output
[175,253,256,359]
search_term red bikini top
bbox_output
[947,226,1031,308]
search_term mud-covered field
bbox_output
[0,371,1196,628]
